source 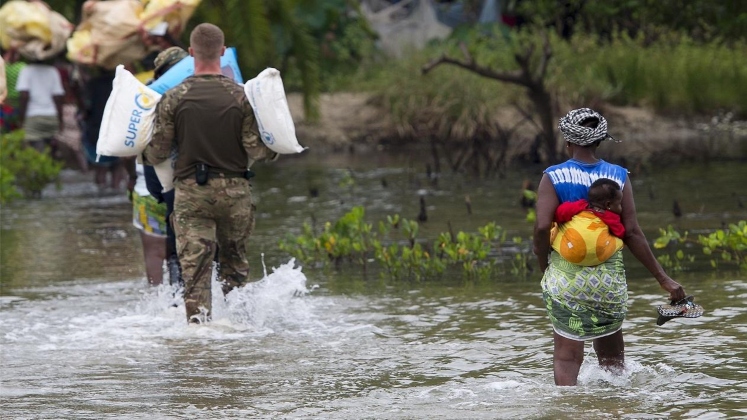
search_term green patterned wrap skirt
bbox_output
[541,250,628,341]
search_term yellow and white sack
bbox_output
[66,0,150,69]
[97,65,161,158]
[140,0,202,36]
[0,0,73,61]
[244,68,306,154]
[65,0,202,69]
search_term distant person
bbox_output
[533,107,686,386]
[128,159,168,285]
[78,66,127,192]
[0,55,6,104]
[1,48,26,133]
[149,46,190,289]
[15,58,64,154]
[550,178,624,266]
[143,23,279,324]
[53,58,88,172]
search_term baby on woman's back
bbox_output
[550,178,625,266]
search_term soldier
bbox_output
[143,23,278,324]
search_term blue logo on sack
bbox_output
[124,88,157,148]
[262,131,275,145]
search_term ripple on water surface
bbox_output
[2,263,746,418]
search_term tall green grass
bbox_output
[333,28,747,119]
[552,33,747,115]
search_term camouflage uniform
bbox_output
[172,176,256,321]
[143,72,276,324]
[153,47,187,78]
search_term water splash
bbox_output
[213,258,317,330]
[132,258,318,334]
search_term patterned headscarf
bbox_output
[558,108,618,146]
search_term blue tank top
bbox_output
[544,159,628,203]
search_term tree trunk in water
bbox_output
[530,87,557,163]
[422,35,557,163]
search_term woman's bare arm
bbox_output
[533,174,558,272]
[620,176,686,301]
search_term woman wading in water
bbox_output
[532,108,687,386]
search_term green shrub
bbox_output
[0,164,21,204]
[0,130,63,202]
[279,206,525,282]
[654,221,747,271]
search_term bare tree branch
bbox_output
[421,34,558,162]
[422,55,529,86]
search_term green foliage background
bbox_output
[35,0,747,120]
[0,130,63,203]
[334,26,747,150]
[278,206,529,282]
[655,222,747,272]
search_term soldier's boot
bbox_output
[168,254,184,289]
[185,299,209,324]
[220,272,246,297]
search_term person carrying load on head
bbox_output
[15,55,64,155]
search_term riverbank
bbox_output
[287,92,747,165]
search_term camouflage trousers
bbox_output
[172,176,256,323]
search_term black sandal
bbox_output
[656,295,704,326]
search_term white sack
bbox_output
[153,147,177,193]
[97,65,162,158]
[244,68,305,154]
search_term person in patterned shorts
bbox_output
[532,108,687,386]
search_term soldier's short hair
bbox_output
[190,23,224,62]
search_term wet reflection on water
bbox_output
[1,158,746,418]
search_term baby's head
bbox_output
[588,178,622,214]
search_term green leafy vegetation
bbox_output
[516,0,747,43]
[279,206,535,282]
[549,32,747,115]
[280,208,747,282]
[654,222,747,272]
[347,28,747,119]
[0,130,63,203]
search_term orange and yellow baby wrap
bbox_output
[550,211,624,266]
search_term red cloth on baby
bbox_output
[555,199,626,238]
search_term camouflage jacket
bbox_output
[143,74,277,180]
